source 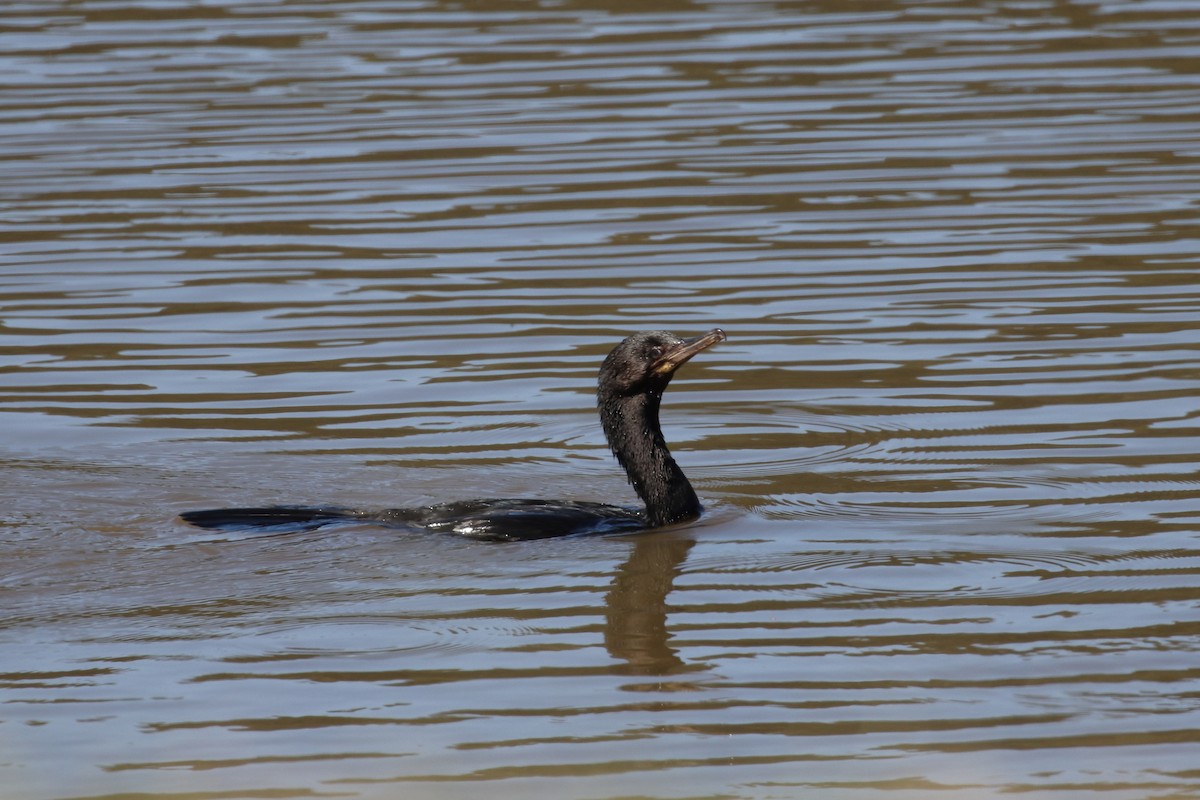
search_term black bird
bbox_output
[180,328,725,541]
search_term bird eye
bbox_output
[648,346,663,360]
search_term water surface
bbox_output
[3,2,1200,798]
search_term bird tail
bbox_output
[179,506,358,531]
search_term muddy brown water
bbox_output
[3,2,1200,799]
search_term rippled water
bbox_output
[4,2,1200,798]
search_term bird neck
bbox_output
[600,389,701,527]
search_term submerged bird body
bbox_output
[180,329,725,541]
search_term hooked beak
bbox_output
[650,328,726,376]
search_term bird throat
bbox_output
[600,388,701,527]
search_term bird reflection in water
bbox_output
[604,533,698,677]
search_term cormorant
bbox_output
[180,328,725,541]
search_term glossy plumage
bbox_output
[180,328,725,541]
